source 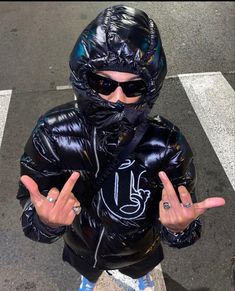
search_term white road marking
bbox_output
[107,264,167,291]
[95,264,166,290]
[179,72,235,190]
[56,85,72,90]
[0,90,12,148]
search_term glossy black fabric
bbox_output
[17,101,199,270]
[62,242,164,282]
[17,5,201,273]
[69,5,167,132]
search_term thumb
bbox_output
[194,197,226,216]
[20,175,45,206]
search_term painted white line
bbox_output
[56,85,72,90]
[165,74,178,80]
[0,90,12,148]
[179,71,221,77]
[96,264,167,291]
[179,72,235,190]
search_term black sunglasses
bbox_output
[87,71,147,97]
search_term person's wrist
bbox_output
[39,216,64,229]
[164,224,190,235]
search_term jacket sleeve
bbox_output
[160,125,202,248]
[16,117,66,243]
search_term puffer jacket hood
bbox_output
[69,5,167,130]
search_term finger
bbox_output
[178,186,193,207]
[159,200,165,220]
[60,172,80,198]
[159,199,179,231]
[161,188,168,202]
[46,187,60,204]
[158,171,180,207]
[20,175,45,206]
[159,200,170,223]
[60,199,80,224]
[194,197,226,216]
[73,200,81,208]
[71,202,81,216]
[65,208,78,225]
[195,197,226,209]
[160,189,173,210]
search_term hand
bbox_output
[158,171,226,233]
[20,172,81,228]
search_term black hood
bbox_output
[69,5,167,131]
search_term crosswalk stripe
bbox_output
[0,90,12,148]
[56,85,72,90]
[179,72,235,191]
[95,263,167,291]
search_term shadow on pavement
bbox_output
[163,272,211,291]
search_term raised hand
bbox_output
[20,172,81,228]
[158,171,226,233]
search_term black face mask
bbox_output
[73,85,149,140]
[93,103,147,153]
[84,100,146,130]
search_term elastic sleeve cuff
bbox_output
[32,212,66,238]
[160,218,202,249]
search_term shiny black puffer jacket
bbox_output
[17,5,201,270]
[17,101,201,269]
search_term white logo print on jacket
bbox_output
[99,159,151,220]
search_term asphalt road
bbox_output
[0,2,234,92]
[0,2,234,291]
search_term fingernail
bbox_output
[51,188,58,194]
[159,171,166,180]
[20,175,26,182]
[72,171,80,178]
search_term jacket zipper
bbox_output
[93,126,103,268]
[93,126,100,178]
[93,226,105,268]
